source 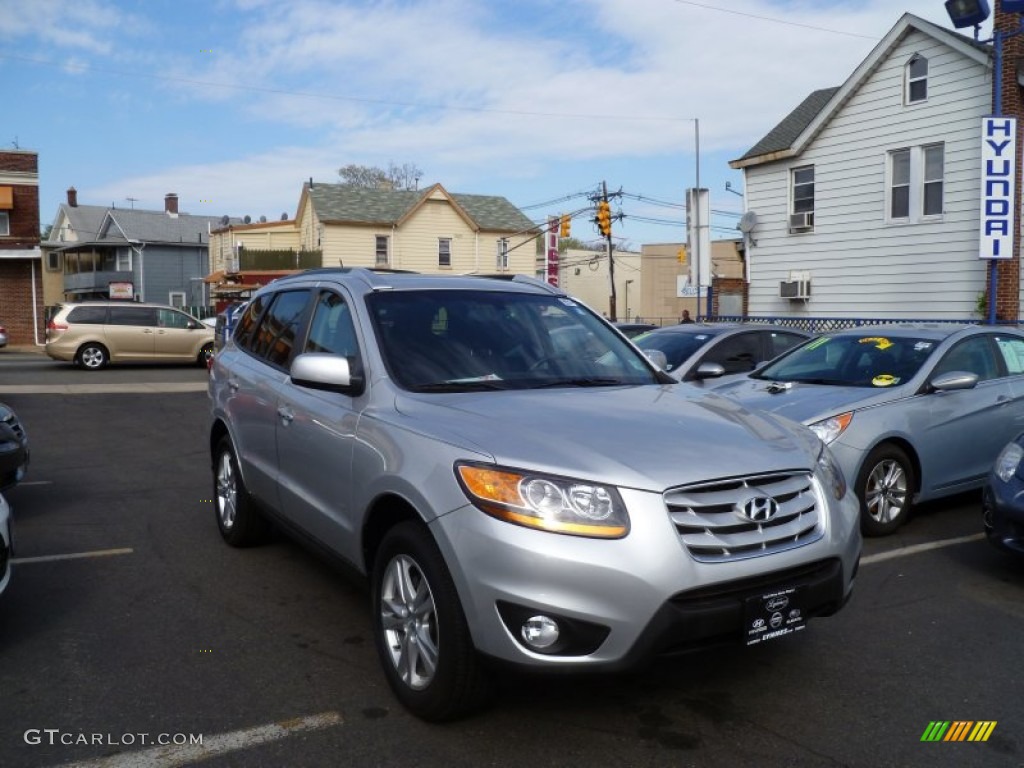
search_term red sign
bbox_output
[545,218,559,287]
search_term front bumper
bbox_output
[433,484,861,670]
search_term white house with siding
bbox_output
[730,13,994,320]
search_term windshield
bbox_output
[755,333,938,387]
[633,331,716,372]
[368,290,662,391]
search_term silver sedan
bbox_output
[712,324,1024,536]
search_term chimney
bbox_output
[66,187,78,207]
[165,193,179,215]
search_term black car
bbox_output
[984,432,1024,555]
[0,401,28,490]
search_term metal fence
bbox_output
[630,315,998,333]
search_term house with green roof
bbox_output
[729,12,999,320]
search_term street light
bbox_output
[945,0,1024,324]
[624,279,634,321]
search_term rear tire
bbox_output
[213,436,269,547]
[857,444,915,537]
[371,521,491,721]
[77,343,109,371]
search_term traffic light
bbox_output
[596,200,611,237]
[559,214,571,238]
[677,247,686,264]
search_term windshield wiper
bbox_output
[412,381,509,392]
[534,377,625,389]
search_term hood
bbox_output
[391,385,820,492]
[712,377,911,425]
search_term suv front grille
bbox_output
[665,471,823,563]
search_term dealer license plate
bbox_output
[744,586,806,646]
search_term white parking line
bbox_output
[12,548,134,565]
[860,533,986,565]
[58,711,344,768]
[16,480,53,486]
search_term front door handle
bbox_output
[277,406,294,424]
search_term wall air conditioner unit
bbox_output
[779,279,811,300]
[789,212,814,232]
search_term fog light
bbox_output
[521,615,560,650]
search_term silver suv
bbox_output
[208,268,861,721]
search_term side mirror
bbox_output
[929,370,978,392]
[693,361,726,380]
[290,353,365,395]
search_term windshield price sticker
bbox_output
[858,336,893,350]
[745,587,805,646]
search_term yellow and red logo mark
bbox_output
[921,721,997,742]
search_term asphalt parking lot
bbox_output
[0,349,1022,768]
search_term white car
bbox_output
[0,494,11,596]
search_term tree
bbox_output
[338,161,424,191]
[41,223,53,240]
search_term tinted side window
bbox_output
[251,290,311,368]
[768,332,807,359]
[705,332,761,374]
[66,306,108,324]
[305,292,358,357]
[996,334,1024,374]
[235,295,269,350]
[108,306,158,326]
[932,336,999,381]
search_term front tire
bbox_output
[857,444,915,537]
[371,521,491,721]
[213,436,269,547]
[77,343,109,371]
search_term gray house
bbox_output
[43,190,238,312]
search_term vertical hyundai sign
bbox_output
[980,116,1017,260]
[546,216,559,286]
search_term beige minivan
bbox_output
[45,302,215,370]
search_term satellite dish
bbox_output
[219,215,230,226]
[243,215,252,224]
[738,211,759,233]
[259,215,267,223]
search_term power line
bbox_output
[668,0,879,40]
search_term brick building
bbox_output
[0,150,44,345]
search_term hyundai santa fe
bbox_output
[207,268,861,721]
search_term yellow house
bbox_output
[208,217,301,275]
[295,181,537,274]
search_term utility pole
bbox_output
[602,181,616,320]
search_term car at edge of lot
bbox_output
[0,324,8,349]
[712,323,1024,537]
[983,432,1024,556]
[208,267,861,722]
[613,321,658,339]
[0,493,11,597]
[45,301,215,370]
[632,322,811,386]
[0,401,29,491]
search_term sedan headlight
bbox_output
[456,462,629,538]
[809,412,853,445]
[816,444,847,501]
[994,441,1024,483]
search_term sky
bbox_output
[0,0,988,250]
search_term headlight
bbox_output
[816,444,847,501]
[809,412,853,445]
[994,441,1024,483]
[455,462,629,538]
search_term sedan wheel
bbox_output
[78,343,108,371]
[858,444,914,537]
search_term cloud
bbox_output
[0,0,135,54]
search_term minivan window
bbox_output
[251,290,311,368]
[158,309,193,329]
[66,306,108,324]
[108,306,158,326]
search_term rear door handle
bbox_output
[277,406,294,424]
[228,379,240,392]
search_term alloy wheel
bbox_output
[379,554,439,691]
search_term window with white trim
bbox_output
[905,54,928,104]
[116,250,132,271]
[496,238,509,270]
[0,212,9,236]
[888,143,944,221]
[168,291,186,308]
[789,166,814,232]
[375,235,389,267]
[438,237,452,267]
